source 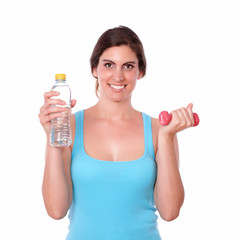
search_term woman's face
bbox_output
[93,45,143,102]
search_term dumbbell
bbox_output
[159,111,200,126]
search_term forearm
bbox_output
[154,133,184,221]
[42,140,71,219]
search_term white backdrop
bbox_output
[1,0,238,239]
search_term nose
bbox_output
[113,67,124,82]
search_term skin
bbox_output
[39,45,195,221]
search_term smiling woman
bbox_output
[92,45,143,102]
[39,25,196,240]
[90,26,146,98]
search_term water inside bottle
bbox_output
[50,107,72,147]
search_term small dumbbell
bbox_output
[159,111,200,126]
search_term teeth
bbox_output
[110,84,125,90]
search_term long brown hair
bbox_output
[90,26,147,98]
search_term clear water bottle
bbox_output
[50,73,72,147]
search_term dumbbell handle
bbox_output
[159,111,200,126]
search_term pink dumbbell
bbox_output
[159,111,200,126]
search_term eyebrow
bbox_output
[102,59,137,65]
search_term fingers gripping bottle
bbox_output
[50,74,72,147]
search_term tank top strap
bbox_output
[142,112,156,161]
[72,110,84,159]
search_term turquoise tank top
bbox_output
[66,110,161,240]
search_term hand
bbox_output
[38,91,77,136]
[159,103,197,136]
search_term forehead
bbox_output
[100,45,138,62]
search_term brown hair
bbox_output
[90,26,147,97]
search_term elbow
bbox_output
[42,191,71,220]
[157,199,184,222]
[43,199,70,220]
[160,210,180,222]
[51,214,66,220]
[47,208,68,220]
[157,190,185,222]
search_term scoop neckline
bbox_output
[81,110,148,164]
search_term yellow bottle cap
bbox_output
[55,73,66,80]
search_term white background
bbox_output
[1,0,238,239]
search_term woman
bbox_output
[39,26,196,240]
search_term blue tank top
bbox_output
[66,110,161,240]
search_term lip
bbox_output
[109,83,126,86]
[108,83,127,92]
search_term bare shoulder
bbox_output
[151,116,160,155]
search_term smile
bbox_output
[109,84,126,90]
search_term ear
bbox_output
[92,67,98,78]
[137,71,144,80]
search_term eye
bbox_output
[124,63,134,69]
[104,62,113,68]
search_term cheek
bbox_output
[127,71,140,82]
[98,68,112,81]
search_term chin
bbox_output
[112,93,132,103]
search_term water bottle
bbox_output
[50,73,72,147]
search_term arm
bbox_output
[39,91,76,219]
[154,134,184,221]
[154,103,195,221]
[42,143,72,219]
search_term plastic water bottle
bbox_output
[50,73,72,147]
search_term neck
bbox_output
[94,95,135,120]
